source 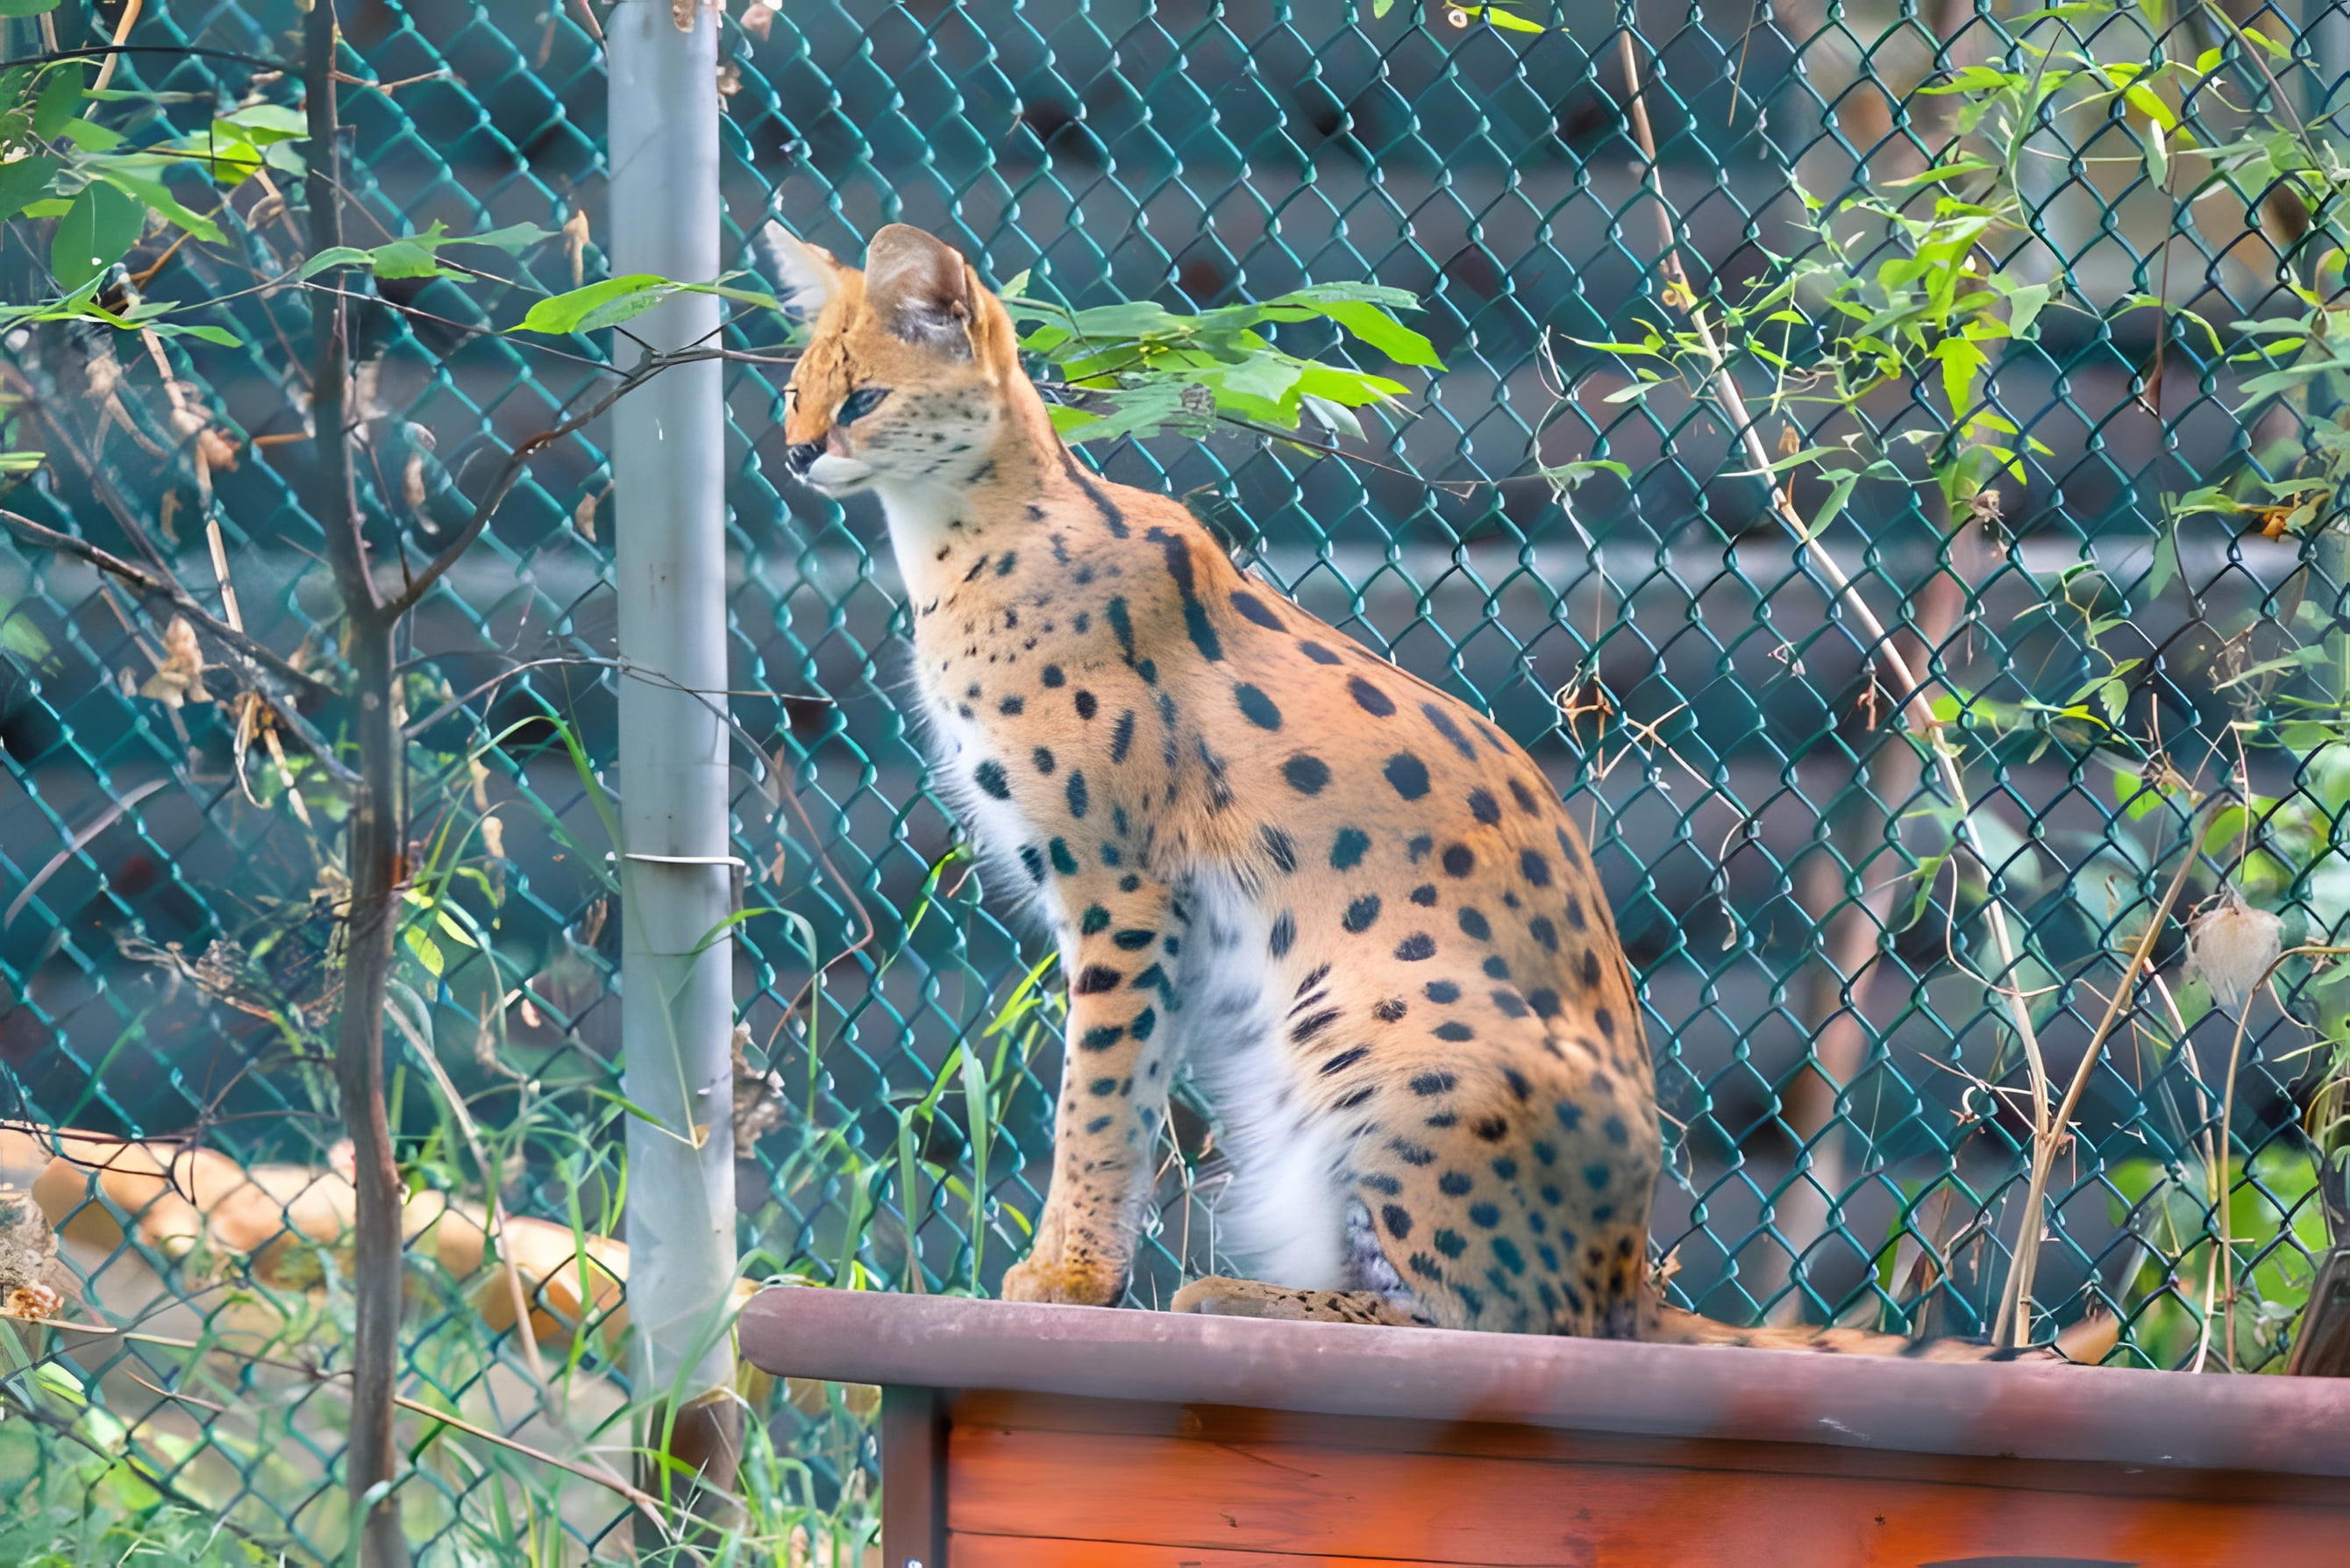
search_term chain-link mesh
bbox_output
[2,0,2346,1557]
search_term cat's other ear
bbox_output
[862,224,976,358]
[755,223,846,319]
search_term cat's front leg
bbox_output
[1001,873,1179,1307]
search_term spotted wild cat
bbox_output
[766,221,2103,1359]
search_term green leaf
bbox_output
[369,234,467,280]
[0,0,63,13]
[1310,297,1442,367]
[217,103,307,143]
[1459,4,1549,31]
[459,221,558,253]
[32,64,87,142]
[0,154,61,222]
[51,180,145,292]
[91,167,222,241]
[61,118,125,152]
[402,925,445,979]
[297,246,377,280]
[509,274,681,335]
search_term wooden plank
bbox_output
[948,1535,1489,1567]
[941,1390,2342,1508]
[944,1422,2346,1567]
[882,1386,946,1568]
[740,1287,2350,1481]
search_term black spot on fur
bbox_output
[1232,590,1283,630]
[1473,1116,1511,1143]
[1527,987,1562,1018]
[1269,912,1296,956]
[1321,1045,1370,1075]
[1509,778,1542,814]
[1442,845,1475,877]
[1468,788,1501,825]
[1292,1008,1342,1044]
[1070,466,1129,537]
[1109,709,1136,761]
[1147,526,1223,662]
[1424,980,1460,1003]
[1410,883,1437,906]
[1342,894,1383,933]
[1520,850,1553,887]
[1065,772,1089,818]
[1283,755,1331,795]
[1421,702,1478,760]
[1492,990,1530,1019]
[974,761,1010,800]
[1394,933,1436,961]
[1331,828,1370,870]
[1049,839,1079,875]
[1075,966,1122,994]
[1528,916,1558,951]
[1580,949,1603,988]
[1300,641,1343,666]
[1595,1007,1617,1040]
[1382,1204,1414,1238]
[1439,1171,1474,1196]
[1075,689,1098,720]
[1260,824,1299,873]
[1433,1020,1477,1044]
[1031,745,1055,773]
[1236,683,1282,730]
[1107,596,1136,663]
[1457,908,1492,942]
[1384,753,1430,799]
[1348,676,1396,716]
[1374,997,1407,1023]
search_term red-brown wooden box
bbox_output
[739,1287,2350,1567]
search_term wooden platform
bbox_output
[738,1287,2350,1567]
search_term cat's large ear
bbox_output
[862,224,976,358]
[755,223,846,319]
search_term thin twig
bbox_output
[1609,25,2061,1343]
[1992,829,2204,1345]
[41,1321,668,1525]
[2200,942,2350,1371]
[0,509,353,781]
[380,346,724,620]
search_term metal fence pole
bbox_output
[607,0,741,1519]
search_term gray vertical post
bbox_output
[608,0,741,1516]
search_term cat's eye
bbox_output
[837,387,890,424]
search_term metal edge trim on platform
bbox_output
[738,1286,2350,1479]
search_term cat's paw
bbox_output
[1001,1251,1123,1306]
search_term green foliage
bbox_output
[2104,1150,2330,1372]
[1001,277,1440,445]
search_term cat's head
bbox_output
[764,222,1026,497]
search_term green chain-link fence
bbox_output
[2,0,2346,1557]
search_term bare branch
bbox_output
[0,508,338,709]
[379,347,723,623]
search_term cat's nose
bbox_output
[785,440,824,476]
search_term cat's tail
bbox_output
[1645,1299,2120,1364]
